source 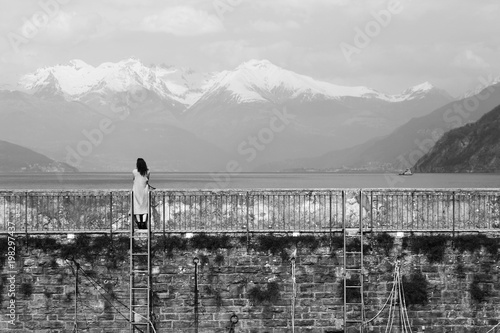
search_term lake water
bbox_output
[0,172,499,190]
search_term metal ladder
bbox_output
[343,190,365,333]
[130,191,152,333]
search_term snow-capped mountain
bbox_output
[20,58,453,109]
[180,60,456,169]
[397,81,454,101]
[19,58,210,108]
[13,58,459,171]
[461,76,500,99]
[190,59,452,107]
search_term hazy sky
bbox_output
[0,0,499,96]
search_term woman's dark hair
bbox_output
[136,158,148,177]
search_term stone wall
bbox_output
[1,232,500,333]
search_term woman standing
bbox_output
[133,158,150,229]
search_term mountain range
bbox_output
[4,58,457,172]
[269,81,500,172]
[20,58,452,109]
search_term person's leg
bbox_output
[140,214,148,229]
[135,214,144,229]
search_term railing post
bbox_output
[342,190,345,230]
[411,191,415,230]
[163,192,166,240]
[246,192,250,254]
[25,192,28,247]
[370,191,373,232]
[109,192,113,239]
[452,191,456,238]
[329,191,333,251]
[359,189,363,232]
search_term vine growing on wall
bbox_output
[470,274,491,303]
[252,234,329,261]
[372,233,394,256]
[20,282,33,299]
[248,281,280,305]
[403,234,450,263]
[402,271,428,306]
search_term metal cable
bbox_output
[193,257,200,333]
[364,261,399,326]
[484,321,500,333]
[398,272,413,333]
[291,255,296,333]
[69,259,156,333]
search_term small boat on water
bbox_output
[399,168,413,176]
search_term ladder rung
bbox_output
[132,270,149,273]
[131,287,150,289]
[132,252,149,255]
[131,304,150,307]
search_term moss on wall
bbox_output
[2,232,500,333]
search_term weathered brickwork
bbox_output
[1,233,500,333]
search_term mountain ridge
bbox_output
[19,58,454,109]
[414,105,500,173]
[0,139,77,173]
[268,82,500,173]
[4,58,466,172]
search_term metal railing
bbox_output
[0,189,499,234]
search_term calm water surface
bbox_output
[0,172,499,190]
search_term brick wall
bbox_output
[1,233,500,333]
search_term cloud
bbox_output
[250,20,282,33]
[17,10,103,45]
[140,6,224,36]
[201,40,261,68]
[199,39,297,71]
[452,49,490,69]
[264,0,351,9]
[250,20,300,33]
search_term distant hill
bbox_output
[414,105,500,173]
[0,140,77,172]
[0,90,233,172]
